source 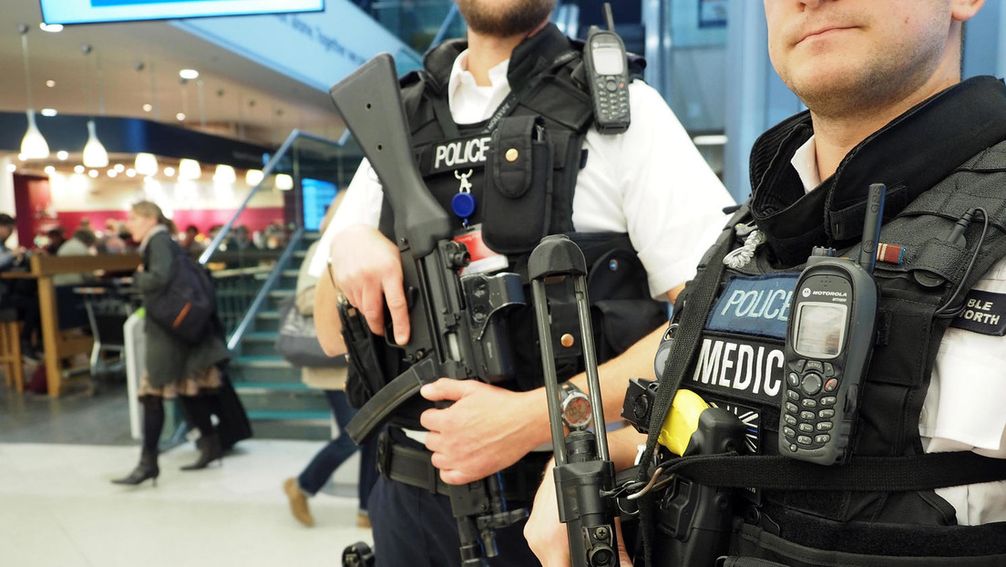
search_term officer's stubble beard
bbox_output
[770,7,958,124]
[456,0,555,38]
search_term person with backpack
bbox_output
[112,200,231,486]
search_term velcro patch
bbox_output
[423,134,493,175]
[707,274,799,340]
[951,290,1006,336]
[687,332,786,407]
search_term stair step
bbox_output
[246,409,332,422]
[234,355,291,368]
[234,381,311,393]
[242,331,278,342]
[269,289,294,299]
[257,310,280,319]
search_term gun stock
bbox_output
[329,53,449,257]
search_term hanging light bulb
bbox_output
[245,169,264,187]
[18,27,49,159]
[134,152,159,177]
[213,164,236,184]
[178,158,202,180]
[275,173,294,191]
[82,120,109,168]
[20,109,49,159]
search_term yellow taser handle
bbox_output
[657,389,709,456]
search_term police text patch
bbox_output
[951,290,1006,336]
[707,274,799,340]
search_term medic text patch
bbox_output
[688,333,786,407]
[707,274,799,340]
[951,290,1006,336]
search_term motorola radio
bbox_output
[583,3,631,134]
[778,183,886,465]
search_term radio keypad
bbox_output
[783,357,840,452]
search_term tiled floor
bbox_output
[0,440,372,567]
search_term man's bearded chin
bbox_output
[458,0,555,37]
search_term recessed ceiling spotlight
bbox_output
[142,103,153,112]
[176,113,186,121]
[45,79,56,88]
[114,163,125,172]
[57,150,69,161]
[44,165,56,175]
[74,165,85,174]
[39,23,63,33]
[88,169,99,178]
[179,69,199,80]
[6,164,16,173]
[107,169,118,178]
[163,166,176,177]
[40,108,57,117]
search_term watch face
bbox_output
[707,399,761,454]
[562,393,593,430]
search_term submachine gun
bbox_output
[529,235,618,567]
[330,55,528,566]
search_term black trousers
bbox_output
[369,474,541,567]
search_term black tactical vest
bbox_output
[651,77,1006,566]
[358,25,665,426]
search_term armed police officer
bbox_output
[526,0,1006,565]
[311,0,733,565]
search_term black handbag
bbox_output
[275,296,344,367]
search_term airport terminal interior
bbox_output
[1,1,1005,566]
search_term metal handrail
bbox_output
[225,227,304,351]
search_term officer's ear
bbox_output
[950,0,985,23]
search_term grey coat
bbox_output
[136,230,230,386]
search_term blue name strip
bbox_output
[707,273,799,340]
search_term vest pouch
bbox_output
[729,512,1006,567]
[483,115,553,254]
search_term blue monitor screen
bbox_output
[41,0,325,25]
[302,178,338,232]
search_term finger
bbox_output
[422,431,444,453]
[358,283,386,336]
[419,406,446,432]
[439,467,477,486]
[420,378,476,402]
[382,270,410,345]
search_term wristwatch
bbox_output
[559,381,592,430]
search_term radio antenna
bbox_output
[859,183,886,274]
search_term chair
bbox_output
[0,309,24,393]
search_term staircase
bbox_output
[226,234,333,440]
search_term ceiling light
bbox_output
[44,165,55,175]
[125,168,136,178]
[134,153,159,177]
[45,79,55,88]
[88,169,99,178]
[6,164,16,173]
[245,169,264,187]
[213,164,236,184]
[178,158,202,180]
[142,103,152,112]
[39,23,63,33]
[17,154,26,162]
[107,169,118,178]
[179,69,200,80]
[113,163,125,173]
[82,120,109,168]
[40,108,57,117]
[176,112,186,121]
[20,110,50,159]
[163,166,176,178]
[692,134,729,146]
[56,150,69,161]
[276,173,294,191]
[74,164,85,174]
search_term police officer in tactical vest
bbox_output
[311,0,733,565]
[526,0,1006,565]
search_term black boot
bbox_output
[180,433,223,471]
[112,450,159,486]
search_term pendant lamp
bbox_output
[134,152,159,177]
[82,120,109,168]
[18,25,49,159]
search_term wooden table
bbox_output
[1,254,140,397]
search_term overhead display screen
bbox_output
[41,0,325,25]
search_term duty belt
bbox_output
[377,428,550,503]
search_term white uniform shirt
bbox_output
[793,136,1006,526]
[310,50,734,298]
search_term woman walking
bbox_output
[112,201,230,486]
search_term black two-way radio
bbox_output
[778,183,886,465]
[583,3,631,134]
